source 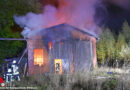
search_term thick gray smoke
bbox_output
[14,5,59,38]
[14,0,130,38]
[14,0,101,38]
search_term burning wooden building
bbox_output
[27,24,98,75]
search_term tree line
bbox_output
[97,21,130,67]
[0,0,42,66]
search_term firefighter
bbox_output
[11,60,20,81]
[5,68,13,83]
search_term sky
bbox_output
[95,0,130,31]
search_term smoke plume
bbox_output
[14,0,130,38]
[14,0,100,38]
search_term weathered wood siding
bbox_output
[28,36,49,75]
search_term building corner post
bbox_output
[90,37,98,69]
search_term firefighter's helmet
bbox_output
[12,60,16,64]
[7,69,12,73]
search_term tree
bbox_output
[122,21,130,45]
[97,28,116,66]
[104,29,116,62]
[0,0,42,66]
[115,33,127,60]
[119,45,130,67]
[97,31,106,65]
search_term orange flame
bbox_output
[34,49,44,66]
[48,42,53,50]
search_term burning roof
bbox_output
[28,23,98,42]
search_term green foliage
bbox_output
[103,79,117,90]
[120,45,130,61]
[0,0,42,66]
[115,33,127,60]
[122,21,130,44]
[104,29,116,60]
[97,21,130,66]
[97,28,116,65]
[97,31,106,64]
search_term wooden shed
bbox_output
[27,23,98,75]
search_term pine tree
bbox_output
[115,33,127,60]
[104,28,116,62]
[119,45,130,65]
[122,21,130,45]
[97,32,106,64]
[97,28,116,65]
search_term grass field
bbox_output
[8,67,130,90]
